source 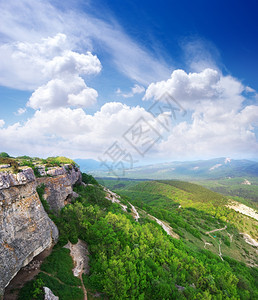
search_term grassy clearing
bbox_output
[40,247,81,286]
[18,247,83,300]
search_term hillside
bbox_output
[194,177,258,209]
[15,176,258,299]
[1,156,257,300]
[105,180,258,266]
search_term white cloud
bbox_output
[0,120,5,128]
[0,95,257,160]
[181,38,221,72]
[0,32,101,110]
[156,103,258,160]
[132,84,145,94]
[117,84,145,98]
[0,102,164,158]
[28,75,98,110]
[142,68,258,160]
[15,108,27,115]
[68,88,97,107]
[0,0,170,87]
[143,68,245,110]
[245,86,256,93]
[45,50,101,78]
[0,34,101,90]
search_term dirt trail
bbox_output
[218,240,223,261]
[64,240,89,300]
[206,225,227,235]
[203,241,212,249]
[227,232,233,242]
[102,186,127,211]
[102,186,179,238]
[146,213,179,239]
[205,226,228,261]
[129,202,140,221]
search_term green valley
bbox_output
[18,175,258,299]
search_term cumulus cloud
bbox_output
[132,84,145,94]
[0,33,66,90]
[0,102,165,158]
[0,120,5,128]
[156,103,258,160]
[0,33,101,111]
[28,75,98,110]
[116,84,145,98]
[0,33,101,91]
[0,93,257,160]
[45,50,101,78]
[0,0,170,87]
[142,68,258,160]
[144,68,245,110]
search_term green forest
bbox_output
[19,176,258,299]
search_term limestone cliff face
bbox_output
[0,165,80,297]
[37,165,82,211]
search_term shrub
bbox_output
[81,173,98,185]
[45,156,76,167]
[0,157,19,173]
[36,184,51,213]
[0,152,10,157]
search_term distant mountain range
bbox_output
[75,157,258,180]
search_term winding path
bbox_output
[206,225,227,235]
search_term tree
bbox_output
[0,152,10,157]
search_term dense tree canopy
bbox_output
[19,175,258,300]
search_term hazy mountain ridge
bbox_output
[76,157,258,180]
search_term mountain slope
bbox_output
[14,175,258,300]
[110,180,258,267]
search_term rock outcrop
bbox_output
[0,164,81,297]
[44,287,59,300]
[37,165,81,212]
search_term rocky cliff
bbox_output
[0,165,81,297]
[37,165,82,212]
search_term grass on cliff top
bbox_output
[0,154,77,175]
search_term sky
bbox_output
[0,0,257,165]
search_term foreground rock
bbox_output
[64,240,89,300]
[0,164,81,297]
[0,168,59,297]
[64,240,89,277]
[37,165,81,212]
[44,287,59,300]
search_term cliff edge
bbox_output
[0,164,81,297]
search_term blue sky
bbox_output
[0,0,257,163]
